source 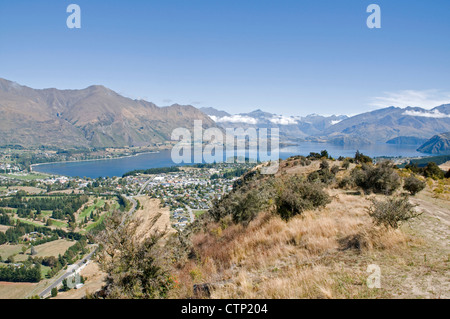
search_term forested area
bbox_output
[0,263,41,282]
[0,194,89,221]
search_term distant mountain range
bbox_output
[199,107,348,142]
[201,104,450,149]
[320,105,450,145]
[1,78,450,153]
[0,78,216,148]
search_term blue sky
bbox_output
[0,0,449,116]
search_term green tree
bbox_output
[423,162,445,180]
[94,211,174,299]
[62,278,69,291]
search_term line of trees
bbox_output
[0,264,41,283]
[0,194,89,221]
[122,166,181,177]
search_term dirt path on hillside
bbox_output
[389,195,450,299]
[410,196,450,242]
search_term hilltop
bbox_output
[163,155,449,299]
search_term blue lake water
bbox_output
[32,143,428,179]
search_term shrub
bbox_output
[423,162,445,180]
[342,160,351,170]
[275,176,331,220]
[403,175,426,195]
[351,161,401,195]
[367,197,421,229]
[355,151,372,164]
[338,176,355,189]
[208,180,274,225]
[320,159,330,170]
[308,161,338,185]
[331,165,340,175]
[94,211,174,299]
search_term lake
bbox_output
[32,142,428,179]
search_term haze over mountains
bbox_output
[1,78,450,153]
[200,107,349,142]
[201,104,450,150]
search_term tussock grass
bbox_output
[171,188,411,299]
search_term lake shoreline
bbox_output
[31,151,160,172]
[30,142,430,179]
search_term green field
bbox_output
[40,210,53,217]
[78,199,105,222]
[83,211,110,233]
[41,265,51,278]
[48,219,68,228]
[12,217,43,228]
[194,210,207,218]
[0,173,49,181]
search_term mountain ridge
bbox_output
[0,78,217,149]
[201,104,450,146]
[417,132,450,154]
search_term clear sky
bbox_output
[1,0,449,116]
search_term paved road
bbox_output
[38,246,97,298]
[120,196,137,227]
[186,206,195,223]
[120,176,154,225]
[137,177,154,196]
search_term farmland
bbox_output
[13,240,75,262]
[0,193,120,298]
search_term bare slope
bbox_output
[0,78,216,149]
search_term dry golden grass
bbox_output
[10,186,45,194]
[0,282,39,299]
[170,185,412,299]
[0,244,23,260]
[14,240,76,262]
[0,225,10,233]
[133,196,175,240]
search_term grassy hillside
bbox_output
[163,157,449,299]
[90,156,449,299]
